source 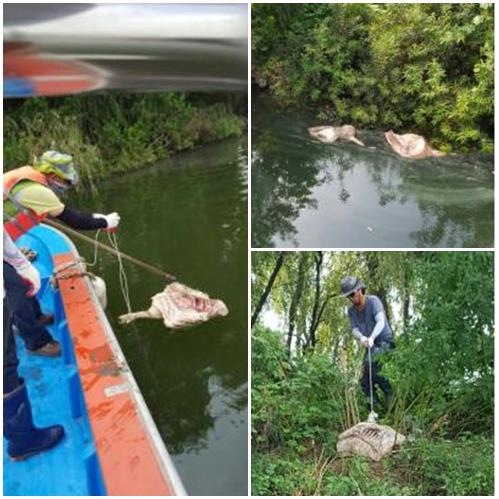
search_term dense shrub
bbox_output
[252,3,493,152]
[391,435,494,495]
[383,252,494,437]
[252,327,362,456]
[4,92,246,186]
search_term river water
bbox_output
[71,138,247,495]
[252,98,494,248]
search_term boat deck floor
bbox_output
[4,293,102,495]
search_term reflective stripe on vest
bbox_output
[3,166,49,240]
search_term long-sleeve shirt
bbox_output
[348,295,393,344]
[3,228,29,269]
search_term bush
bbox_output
[391,435,494,495]
[252,3,493,152]
[3,92,246,185]
[252,326,353,455]
[252,452,317,495]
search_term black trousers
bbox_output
[3,262,53,351]
[3,283,21,394]
[361,340,394,407]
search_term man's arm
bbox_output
[351,327,364,342]
[14,184,119,230]
[55,207,107,230]
[370,311,386,341]
[3,229,41,297]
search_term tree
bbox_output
[286,252,309,354]
[251,252,286,328]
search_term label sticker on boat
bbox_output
[104,383,129,398]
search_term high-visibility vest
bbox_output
[3,166,49,240]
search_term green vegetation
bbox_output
[4,92,246,189]
[251,252,493,495]
[252,4,493,152]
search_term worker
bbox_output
[340,276,395,411]
[4,229,65,460]
[3,150,120,356]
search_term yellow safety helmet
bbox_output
[34,150,79,186]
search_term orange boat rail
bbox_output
[53,252,183,496]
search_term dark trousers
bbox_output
[361,341,394,407]
[4,293,21,394]
[3,262,53,352]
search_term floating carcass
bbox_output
[308,125,365,146]
[118,281,229,329]
[385,130,445,159]
[337,422,406,462]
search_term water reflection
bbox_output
[252,100,493,248]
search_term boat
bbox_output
[3,223,187,496]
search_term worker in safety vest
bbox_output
[4,229,65,460]
[3,150,120,356]
[340,276,395,412]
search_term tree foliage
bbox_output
[4,92,247,187]
[252,3,493,152]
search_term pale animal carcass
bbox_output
[118,282,229,329]
[336,422,406,462]
[307,125,365,146]
[384,130,445,159]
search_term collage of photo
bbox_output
[2,2,494,497]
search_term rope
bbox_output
[51,257,88,286]
[88,229,101,267]
[106,231,133,314]
[49,229,133,314]
[84,229,133,314]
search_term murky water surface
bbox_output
[72,138,248,495]
[252,98,493,248]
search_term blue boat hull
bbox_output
[3,224,185,495]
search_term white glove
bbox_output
[93,212,121,230]
[360,336,369,347]
[366,336,374,348]
[16,262,41,297]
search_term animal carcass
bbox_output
[336,422,406,462]
[308,125,365,146]
[118,282,228,329]
[384,130,445,159]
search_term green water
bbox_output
[252,98,494,248]
[71,138,247,495]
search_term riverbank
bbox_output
[4,92,247,190]
[252,4,493,154]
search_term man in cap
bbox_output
[340,276,395,412]
[3,150,120,356]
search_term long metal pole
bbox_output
[368,346,374,415]
[44,219,177,282]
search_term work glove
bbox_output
[93,212,121,231]
[16,261,41,297]
[360,336,369,347]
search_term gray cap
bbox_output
[340,276,365,297]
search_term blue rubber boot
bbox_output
[4,380,65,461]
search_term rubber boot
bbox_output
[4,380,65,461]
